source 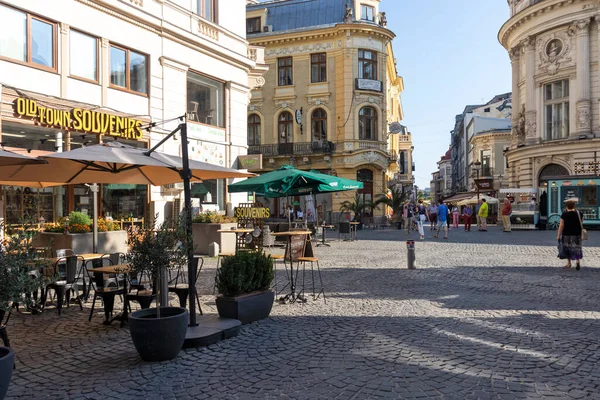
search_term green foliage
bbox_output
[67,211,92,227]
[373,189,407,217]
[0,220,46,314]
[339,193,366,215]
[192,210,237,224]
[216,251,274,297]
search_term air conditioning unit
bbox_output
[263,25,273,32]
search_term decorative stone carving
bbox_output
[275,99,295,110]
[255,76,265,88]
[308,97,330,106]
[265,43,334,57]
[537,30,573,75]
[60,23,70,35]
[576,101,591,131]
[378,12,387,27]
[509,45,521,62]
[198,20,219,41]
[572,18,591,33]
[247,48,257,61]
[520,36,536,53]
[344,3,353,23]
[525,110,537,139]
[336,151,387,167]
[130,0,142,5]
[513,105,526,138]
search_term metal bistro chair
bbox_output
[88,257,126,324]
[125,269,155,312]
[168,257,204,314]
[42,255,85,315]
[296,256,326,303]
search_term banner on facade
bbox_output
[237,154,262,170]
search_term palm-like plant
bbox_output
[339,193,368,221]
[373,189,407,221]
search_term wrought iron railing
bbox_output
[248,141,335,156]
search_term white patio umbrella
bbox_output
[457,195,499,206]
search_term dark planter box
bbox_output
[216,290,275,325]
[0,346,14,399]
[128,307,188,362]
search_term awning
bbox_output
[442,193,474,203]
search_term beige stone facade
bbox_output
[500,0,600,190]
[246,0,409,218]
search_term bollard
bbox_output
[406,240,416,269]
[208,242,219,257]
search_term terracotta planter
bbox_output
[216,290,274,324]
[0,346,14,399]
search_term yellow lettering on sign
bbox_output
[72,108,83,130]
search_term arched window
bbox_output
[247,114,261,146]
[311,108,327,142]
[278,112,293,143]
[359,106,377,140]
[357,168,374,206]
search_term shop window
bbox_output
[109,44,147,95]
[581,186,598,207]
[278,112,293,144]
[4,186,67,227]
[70,30,98,82]
[359,106,377,140]
[311,108,327,142]
[358,49,377,80]
[544,79,569,140]
[191,180,225,211]
[102,184,148,220]
[311,53,327,83]
[360,5,375,22]
[1,121,65,152]
[247,17,261,34]
[196,0,217,23]
[187,71,224,127]
[278,57,293,86]
[0,4,56,70]
[247,114,261,146]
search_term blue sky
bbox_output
[384,1,512,189]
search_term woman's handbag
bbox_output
[576,210,588,240]
[557,239,568,259]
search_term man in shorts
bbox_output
[435,199,449,239]
[427,202,438,231]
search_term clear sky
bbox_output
[384,0,512,190]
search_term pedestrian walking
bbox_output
[478,198,489,231]
[452,204,460,228]
[434,199,449,239]
[403,201,413,234]
[556,199,585,270]
[427,202,438,231]
[417,199,427,240]
[475,200,482,231]
[446,203,451,230]
[462,204,473,231]
[502,199,512,232]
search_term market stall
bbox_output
[545,177,599,229]
[500,188,539,230]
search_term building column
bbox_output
[573,18,591,136]
[509,45,522,147]
[522,36,537,145]
[59,23,69,97]
[101,38,110,107]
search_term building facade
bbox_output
[0,0,261,227]
[245,0,409,219]
[500,0,600,205]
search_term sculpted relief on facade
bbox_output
[265,42,334,57]
[536,30,574,76]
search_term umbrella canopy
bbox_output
[0,141,253,186]
[457,195,499,206]
[228,165,363,198]
[0,148,47,167]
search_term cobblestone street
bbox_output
[5,227,600,399]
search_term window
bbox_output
[70,30,97,81]
[311,109,327,142]
[278,57,293,86]
[359,106,378,140]
[248,114,261,146]
[311,53,327,83]
[544,79,569,140]
[191,180,225,210]
[109,45,147,95]
[246,17,261,34]
[361,5,375,21]
[480,150,491,176]
[399,151,408,174]
[358,49,377,80]
[196,0,217,23]
[278,112,293,143]
[187,71,225,127]
[0,4,56,70]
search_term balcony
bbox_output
[471,167,494,178]
[398,134,411,143]
[248,141,335,157]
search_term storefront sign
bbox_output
[13,97,144,140]
[187,122,226,143]
[574,161,599,175]
[475,179,493,190]
[238,154,262,170]
[233,207,271,219]
[356,78,382,92]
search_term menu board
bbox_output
[285,235,306,262]
[562,188,579,203]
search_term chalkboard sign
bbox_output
[562,188,580,203]
[285,234,306,262]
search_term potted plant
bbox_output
[126,216,189,362]
[191,211,237,255]
[340,193,374,229]
[215,251,274,324]
[0,221,44,398]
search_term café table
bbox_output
[217,228,254,253]
[272,231,311,303]
[316,225,335,247]
[87,264,130,326]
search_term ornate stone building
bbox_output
[246,0,409,218]
[500,0,600,190]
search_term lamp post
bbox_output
[474,161,481,200]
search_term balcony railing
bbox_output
[471,167,494,178]
[248,141,335,156]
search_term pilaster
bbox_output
[509,45,523,147]
[60,23,69,98]
[101,38,109,107]
[522,36,537,145]
[573,18,591,136]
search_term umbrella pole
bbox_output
[91,184,99,253]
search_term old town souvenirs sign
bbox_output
[14,97,144,140]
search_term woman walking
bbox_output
[462,204,473,231]
[556,199,584,270]
[452,204,460,228]
[417,199,427,240]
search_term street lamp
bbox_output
[474,160,481,200]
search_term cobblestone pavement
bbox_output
[5,226,600,399]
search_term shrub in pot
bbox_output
[215,251,274,324]
[126,216,189,362]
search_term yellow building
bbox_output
[245,0,409,219]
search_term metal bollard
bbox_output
[406,240,416,269]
